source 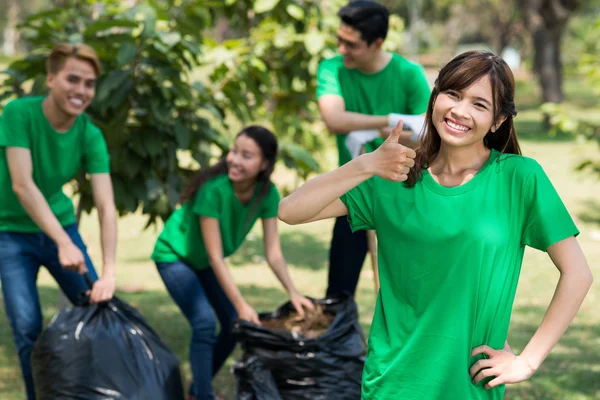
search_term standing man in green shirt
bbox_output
[0,43,118,400]
[317,0,430,297]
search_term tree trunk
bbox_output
[489,24,510,56]
[2,0,20,56]
[532,24,564,103]
[406,0,423,60]
[519,0,580,103]
[214,17,230,43]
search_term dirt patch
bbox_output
[261,305,335,338]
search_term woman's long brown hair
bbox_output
[406,50,521,187]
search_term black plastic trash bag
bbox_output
[232,356,283,400]
[232,294,366,400]
[31,293,185,400]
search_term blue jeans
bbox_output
[156,260,238,400]
[0,224,98,400]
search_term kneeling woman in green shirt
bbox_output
[151,125,313,400]
[279,51,592,399]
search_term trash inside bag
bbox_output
[31,295,185,400]
[233,293,366,400]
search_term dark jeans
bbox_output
[0,224,98,400]
[327,216,368,297]
[156,260,238,400]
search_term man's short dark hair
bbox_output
[338,0,389,44]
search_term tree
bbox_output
[196,0,405,187]
[0,0,323,226]
[542,17,600,176]
[2,0,21,56]
[518,0,582,103]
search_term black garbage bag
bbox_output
[31,293,185,400]
[232,293,366,400]
[232,356,282,400]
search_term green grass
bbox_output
[1,73,599,399]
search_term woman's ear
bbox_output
[260,159,269,172]
[491,116,507,133]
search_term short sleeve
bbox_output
[84,124,111,174]
[339,177,376,231]
[405,64,431,115]
[316,58,342,99]
[260,183,281,219]
[521,162,579,251]
[192,181,221,218]
[0,100,30,148]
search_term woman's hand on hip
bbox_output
[470,343,536,389]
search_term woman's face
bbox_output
[432,74,503,150]
[226,133,268,183]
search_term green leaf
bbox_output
[250,57,267,72]
[158,31,182,48]
[150,99,171,123]
[68,33,84,43]
[144,134,163,157]
[121,152,144,179]
[20,8,63,23]
[30,76,47,96]
[279,142,320,173]
[129,137,148,157]
[105,81,133,110]
[286,4,305,20]
[225,0,236,5]
[85,19,139,36]
[254,0,280,14]
[175,121,191,148]
[117,41,138,66]
[303,29,326,55]
[146,179,163,201]
[95,70,130,104]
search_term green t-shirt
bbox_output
[340,150,579,400]
[151,174,281,270]
[316,53,430,166]
[0,96,110,232]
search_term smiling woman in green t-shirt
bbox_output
[151,125,313,400]
[279,51,592,400]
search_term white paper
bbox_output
[389,114,426,138]
[345,129,379,159]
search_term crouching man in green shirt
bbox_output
[0,43,118,400]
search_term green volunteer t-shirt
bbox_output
[316,53,430,166]
[151,174,281,270]
[340,150,579,400]
[0,96,110,232]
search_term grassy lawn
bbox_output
[1,74,599,399]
